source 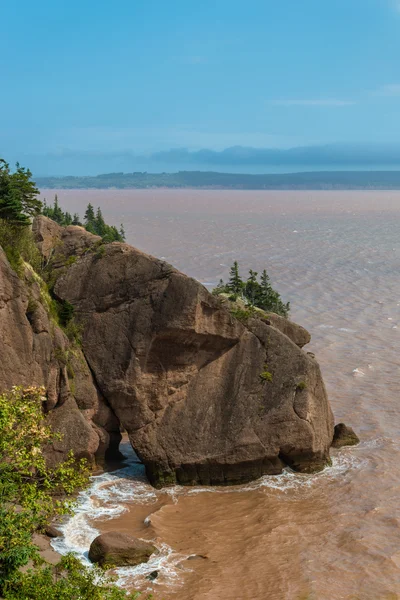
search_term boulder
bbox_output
[48,218,334,486]
[1,216,337,487]
[331,423,360,448]
[44,525,61,538]
[88,532,156,567]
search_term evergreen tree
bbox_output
[119,223,125,241]
[0,189,30,226]
[95,207,106,237]
[51,194,64,225]
[84,203,95,228]
[212,262,290,317]
[0,159,40,226]
[64,211,73,225]
[72,212,81,226]
[9,162,41,217]
[245,269,259,306]
[227,261,244,296]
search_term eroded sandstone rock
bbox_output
[331,423,360,448]
[0,240,120,467]
[38,215,336,486]
[88,532,156,567]
[0,216,337,486]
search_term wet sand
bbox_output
[45,190,400,599]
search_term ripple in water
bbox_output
[52,441,366,591]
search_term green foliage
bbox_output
[95,244,106,258]
[213,262,290,317]
[0,220,42,276]
[57,299,75,327]
[230,306,255,322]
[227,261,244,296]
[0,159,41,226]
[296,381,307,391]
[2,554,144,599]
[62,318,83,345]
[259,366,273,383]
[0,387,90,588]
[42,198,125,243]
[0,387,146,599]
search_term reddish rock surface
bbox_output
[0,216,336,486]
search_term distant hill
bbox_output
[36,170,400,190]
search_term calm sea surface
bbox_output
[44,190,400,600]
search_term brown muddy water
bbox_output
[44,190,400,599]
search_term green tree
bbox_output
[72,212,81,226]
[0,387,143,599]
[84,203,95,230]
[95,207,106,237]
[212,263,290,318]
[258,269,290,317]
[0,160,40,226]
[8,162,41,217]
[51,195,65,225]
[0,387,89,588]
[245,269,259,306]
[227,261,244,297]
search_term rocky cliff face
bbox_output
[0,216,335,486]
[0,226,121,466]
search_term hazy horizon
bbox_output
[3,1,400,177]
[12,143,400,178]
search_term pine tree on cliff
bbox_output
[72,212,81,226]
[0,159,40,226]
[51,194,65,225]
[258,269,290,317]
[84,203,96,232]
[94,207,106,237]
[245,269,259,306]
[227,261,244,297]
[9,162,41,217]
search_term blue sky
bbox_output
[2,0,400,172]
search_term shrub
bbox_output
[0,220,42,276]
[296,381,307,391]
[259,366,273,382]
[0,387,145,599]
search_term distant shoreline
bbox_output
[36,170,400,190]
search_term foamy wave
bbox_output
[51,439,365,589]
[51,452,158,566]
[352,368,365,377]
[116,542,189,591]
[169,450,365,498]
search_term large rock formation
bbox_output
[0,216,335,486]
[0,231,121,466]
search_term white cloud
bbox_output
[271,99,356,107]
[373,84,400,96]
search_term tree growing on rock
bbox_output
[213,261,290,317]
[0,159,41,225]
